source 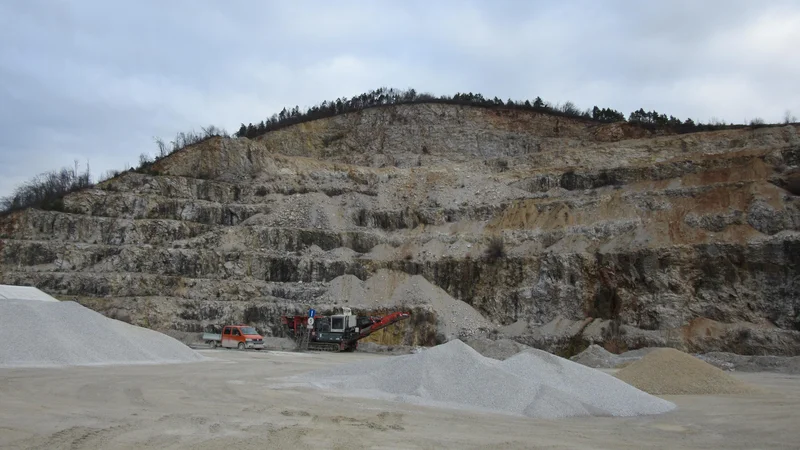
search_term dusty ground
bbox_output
[1,349,799,449]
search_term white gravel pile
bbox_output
[322,274,368,304]
[292,340,675,419]
[0,300,205,368]
[570,344,623,368]
[500,348,674,416]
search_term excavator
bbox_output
[281,307,410,352]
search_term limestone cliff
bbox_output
[1,103,799,354]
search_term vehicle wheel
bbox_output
[238,342,245,350]
[208,340,217,349]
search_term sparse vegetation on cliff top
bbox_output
[232,87,769,140]
[0,161,92,215]
[1,87,794,215]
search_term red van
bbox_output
[204,325,264,350]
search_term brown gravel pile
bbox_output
[615,348,758,395]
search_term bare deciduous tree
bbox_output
[1,162,92,213]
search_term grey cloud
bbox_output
[1,0,798,197]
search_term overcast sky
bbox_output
[2,0,799,198]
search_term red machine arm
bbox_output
[356,311,411,340]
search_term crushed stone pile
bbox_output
[397,275,492,339]
[570,344,622,368]
[465,337,532,360]
[290,340,675,419]
[0,300,204,368]
[615,348,758,395]
[322,274,368,305]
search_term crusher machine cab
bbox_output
[281,307,411,352]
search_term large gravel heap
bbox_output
[615,348,757,395]
[0,300,204,368]
[293,340,675,419]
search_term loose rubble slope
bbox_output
[1,103,798,353]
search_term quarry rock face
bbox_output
[1,104,799,354]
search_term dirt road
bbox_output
[1,349,799,449]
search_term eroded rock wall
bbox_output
[1,104,798,354]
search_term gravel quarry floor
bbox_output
[1,350,800,449]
